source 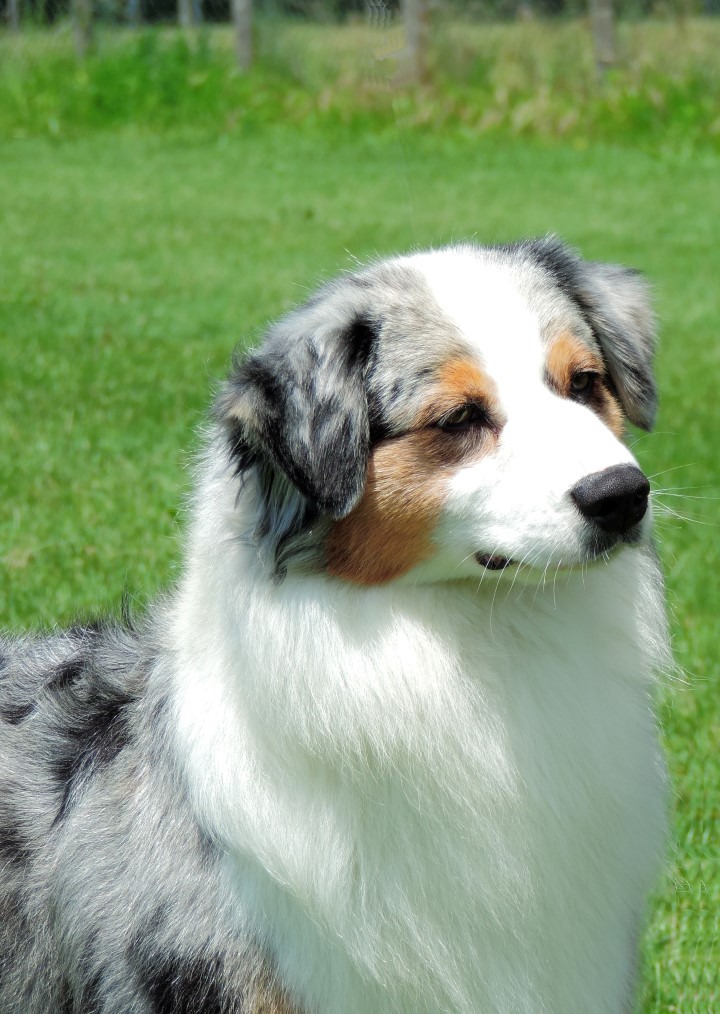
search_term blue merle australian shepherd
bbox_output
[0,238,670,1014]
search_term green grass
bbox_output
[1,18,720,149]
[0,26,719,1011]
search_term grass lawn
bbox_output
[1,120,718,1008]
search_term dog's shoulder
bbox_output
[1,623,102,725]
[0,620,151,843]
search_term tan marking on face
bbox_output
[327,358,500,586]
[326,434,445,585]
[416,358,501,429]
[546,332,624,437]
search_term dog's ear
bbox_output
[570,260,657,431]
[218,290,377,519]
[525,238,658,430]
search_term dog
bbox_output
[0,237,669,1014]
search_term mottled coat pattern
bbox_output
[0,623,298,1013]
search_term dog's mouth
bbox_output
[475,553,514,572]
[475,531,642,576]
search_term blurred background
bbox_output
[0,1,718,1010]
[2,0,720,140]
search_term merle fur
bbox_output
[0,623,287,1013]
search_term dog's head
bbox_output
[218,239,657,585]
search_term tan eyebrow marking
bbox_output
[416,358,501,428]
[546,332,624,437]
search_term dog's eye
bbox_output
[438,403,487,431]
[570,371,598,400]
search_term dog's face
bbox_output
[219,239,657,585]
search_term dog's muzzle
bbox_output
[570,464,650,535]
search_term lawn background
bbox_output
[1,21,719,1011]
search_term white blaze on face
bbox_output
[408,250,546,398]
[407,251,645,573]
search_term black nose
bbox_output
[570,464,650,534]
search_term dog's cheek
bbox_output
[325,435,448,586]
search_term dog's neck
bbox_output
[167,468,667,1014]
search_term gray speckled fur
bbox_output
[0,622,288,1013]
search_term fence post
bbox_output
[402,0,429,84]
[231,0,252,70]
[72,0,93,59]
[178,0,193,29]
[589,0,616,77]
[7,0,20,30]
[127,0,141,26]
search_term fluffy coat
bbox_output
[0,238,669,1014]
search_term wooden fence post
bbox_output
[402,0,429,84]
[72,0,93,59]
[178,0,193,29]
[231,0,253,70]
[7,0,20,30]
[589,0,616,77]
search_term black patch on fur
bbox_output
[131,942,236,1014]
[46,655,87,694]
[51,682,135,825]
[345,316,377,367]
[0,813,32,864]
[57,979,74,1014]
[58,971,103,1014]
[0,698,35,725]
[145,956,230,1014]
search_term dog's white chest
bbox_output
[175,550,667,1014]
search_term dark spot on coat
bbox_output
[0,814,32,864]
[135,951,236,1014]
[58,970,103,1014]
[51,686,135,826]
[46,655,86,694]
[344,316,378,369]
[0,699,35,725]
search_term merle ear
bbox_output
[572,261,657,430]
[218,294,377,519]
[525,237,658,430]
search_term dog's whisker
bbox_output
[656,508,719,527]
[647,462,697,481]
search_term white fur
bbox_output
[169,251,669,1014]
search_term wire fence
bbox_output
[2,0,719,148]
[3,0,719,30]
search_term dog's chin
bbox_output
[474,524,647,580]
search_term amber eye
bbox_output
[570,371,598,400]
[438,403,487,431]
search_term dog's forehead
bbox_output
[357,248,594,424]
[405,249,544,372]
